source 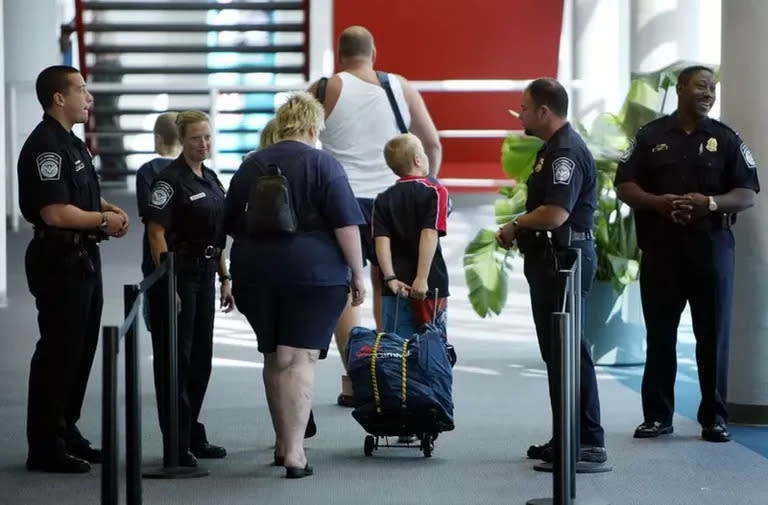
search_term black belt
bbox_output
[34,228,102,245]
[173,244,221,260]
[530,229,593,241]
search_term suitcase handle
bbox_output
[390,288,440,333]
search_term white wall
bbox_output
[0,0,5,306]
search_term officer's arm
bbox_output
[40,203,104,229]
[712,136,760,212]
[147,221,168,267]
[515,205,569,230]
[711,188,756,213]
[399,75,442,177]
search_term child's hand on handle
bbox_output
[410,277,428,300]
[386,278,411,297]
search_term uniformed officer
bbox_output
[19,65,130,473]
[615,65,759,443]
[497,78,607,464]
[145,110,234,467]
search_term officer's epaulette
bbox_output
[707,117,740,137]
[634,115,670,136]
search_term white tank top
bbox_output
[319,71,411,198]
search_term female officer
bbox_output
[146,110,234,467]
[224,92,366,478]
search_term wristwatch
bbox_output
[99,212,109,229]
[383,274,397,282]
[219,274,232,283]
[708,196,718,212]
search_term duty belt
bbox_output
[34,228,103,245]
[529,229,593,241]
[173,243,221,260]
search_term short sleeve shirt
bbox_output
[18,114,101,227]
[525,122,597,231]
[615,113,760,248]
[224,140,365,286]
[143,156,227,250]
[136,157,174,276]
[372,176,450,297]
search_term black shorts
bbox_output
[357,197,378,267]
[233,283,349,359]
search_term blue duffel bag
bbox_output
[347,324,454,434]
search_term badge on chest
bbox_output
[189,192,207,201]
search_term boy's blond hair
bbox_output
[175,110,209,139]
[384,133,422,177]
[275,92,325,139]
[259,118,280,148]
[154,112,179,146]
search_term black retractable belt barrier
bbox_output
[102,253,207,505]
[527,249,610,505]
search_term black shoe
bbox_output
[177,451,199,467]
[304,410,317,439]
[541,445,608,464]
[285,463,313,479]
[634,421,673,439]
[273,453,284,466]
[702,423,731,443]
[527,439,552,459]
[67,444,103,464]
[27,453,91,473]
[337,393,355,408]
[191,442,227,459]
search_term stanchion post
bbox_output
[166,252,179,468]
[101,326,119,505]
[124,285,143,505]
[572,249,582,498]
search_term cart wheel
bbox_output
[364,435,375,456]
[421,435,433,458]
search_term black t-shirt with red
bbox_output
[372,176,449,297]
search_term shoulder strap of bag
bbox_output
[314,77,329,104]
[376,71,408,134]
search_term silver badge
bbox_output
[149,181,174,209]
[740,142,757,169]
[552,157,575,185]
[36,152,61,180]
[620,139,636,162]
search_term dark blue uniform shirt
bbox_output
[144,156,227,251]
[18,114,101,227]
[525,122,597,232]
[615,113,760,249]
[136,157,174,276]
[224,140,365,287]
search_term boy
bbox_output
[373,133,449,338]
[135,112,181,329]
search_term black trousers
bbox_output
[639,230,734,427]
[25,239,103,458]
[523,239,605,448]
[149,262,216,458]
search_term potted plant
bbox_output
[463,64,705,365]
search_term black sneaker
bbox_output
[540,445,608,464]
[190,442,227,459]
[527,439,552,459]
[702,423,731,443]
[27,452,91,473]
[633,421,673,439]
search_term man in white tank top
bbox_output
[310,25,442,407]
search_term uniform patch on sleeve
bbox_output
[36,152,61,181]
[149,181,174,209]
[740,142,757,169]
[619,139,636,162]
[552,157,575,185]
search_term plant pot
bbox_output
[585,280,646,366]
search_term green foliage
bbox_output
[463,62,712,318]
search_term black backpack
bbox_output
[245,160,298,235]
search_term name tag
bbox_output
[189,192,207,201]
[74,160,85,172]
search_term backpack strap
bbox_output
[376,71,408,134]
[314,77,329,104]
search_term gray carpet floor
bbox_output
[1,189,767,505]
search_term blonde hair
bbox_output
[175,110,209,139]
[384,133,422,176]
[275,92,325,139]
[259,118,280,148]
[153,112,180,146]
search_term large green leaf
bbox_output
[463,229,510,318]
[618,79,661,139]
[500,135,544,181]
[494,185,527,225]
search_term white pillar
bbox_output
[308,0,333,81]
[0,0,5,306]
[570,0,631,126]
[722,1,768,423]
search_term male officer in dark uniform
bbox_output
[615,66,759,443]
[18,65,130,472]
[497,78,607,463]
